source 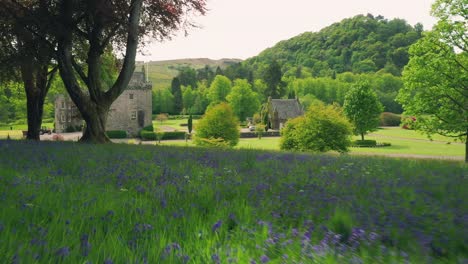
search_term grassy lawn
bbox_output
[155,127,464,158]
[153,119,198,132]
[370,127,460,142]
[0,141,466,263]
[0,122,54,132]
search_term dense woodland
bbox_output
[152,15,420,117]
[0,14,422,125]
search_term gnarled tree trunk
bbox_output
[56,0,142,143]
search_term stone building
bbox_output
[265,97,304,130]
[54,71,152,136]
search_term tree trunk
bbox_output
[80,104,111,143]
[361,133,364,141]
[20,60,49,141]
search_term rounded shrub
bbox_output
[379,112,401,126]
[194,103,239,147]
[280,103,353,153]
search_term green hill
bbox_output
[244,14,424,77]
[137,58,242,90]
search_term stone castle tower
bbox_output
[54,71,152,136]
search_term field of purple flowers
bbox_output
[0,140,466,263]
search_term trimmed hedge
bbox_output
[351,140,391,148]
[240,131,280,138]
[142,124,154,132]
[140,131,187,141]
[379,112,401,126]
[106,130,127,139]
[167,115,202,120]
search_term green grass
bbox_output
[371,127,460,142]
[0,122,53,131]
[156,128,464,159]
[0,141,466,263]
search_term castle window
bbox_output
[129,93,134,99]
[61,101,65,109]
[68,114,72,122]
[131,111,137,120]
[61,114,65,122]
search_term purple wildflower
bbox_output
[55,246,70,258]
[80,234,91,257]
[211,254,220,264]
[212,220,222,233]
[260,255,270,263]
[104,259,114,264]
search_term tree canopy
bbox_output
[398,0,467,161]
[344,81,384,140]
[226,79,260,121]
[1,0,206,143]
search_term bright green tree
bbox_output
[398,0,467,162]
[226,79,260,121]
[194,102,239,147]
[280,103,353,153]
[343,81,383,140]
[208,75,232,104]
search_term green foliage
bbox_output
[255,124,265,139]
[171,77,183,114]
[194,103,240,147]
[380,112,401,126]
[141,131,186,141]
[344,81,384,140]
[106,130,127,139]
[398,0,467,160]
[352,140,377,147]
[262,60,284,98]
[329,208,354,243]
[208,75,232,105]
[242,15,422,78]
[280,103,353,153]
[142,124,154,132]
[226,79,260,121]
[152,89,175,114]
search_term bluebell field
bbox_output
[0,140,466,263]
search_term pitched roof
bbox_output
[271,99,304,120]
[127,72,152,90]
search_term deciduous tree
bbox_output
[398,0,467,161]
[226,79,260,121]
[2,0,206,143]
[343,81,383,140]
[0,2,57,140]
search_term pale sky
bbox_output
[137,0,437,62]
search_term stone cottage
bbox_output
[54,71,152,136]
[265,97,304,130]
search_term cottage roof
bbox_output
[271,99,304,120]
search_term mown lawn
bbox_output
[157,128,465,158]
[0,140,466,263]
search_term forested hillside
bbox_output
[244,14,423,77]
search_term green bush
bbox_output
[194,103,239,147]
[106,130,127,139]
[140,131,157,140]
[140,131,186,141]
[379,112,401,126]
[161,131,186,140]
[280,103,353,153]
[141,124,154,132]
[352,140,377,147]
[351,140,391,148]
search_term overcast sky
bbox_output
[136,0,437,62]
